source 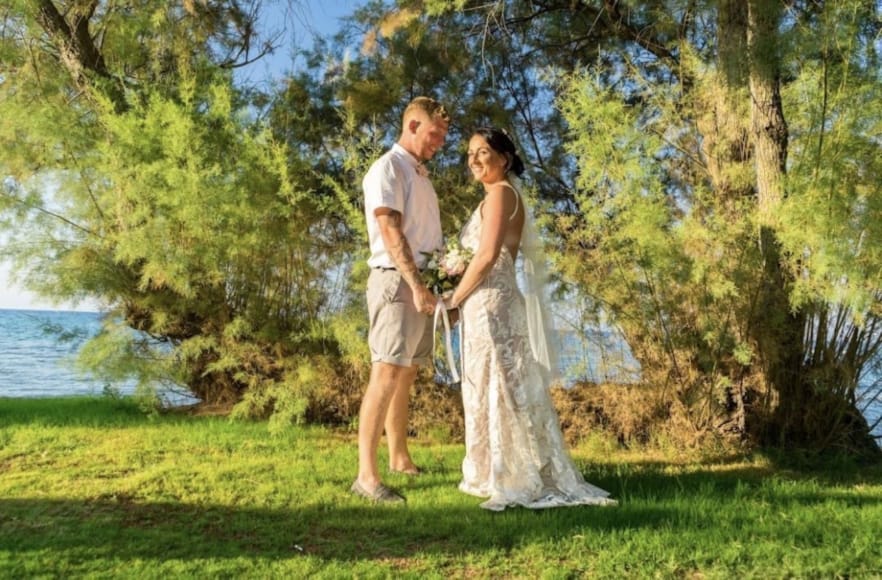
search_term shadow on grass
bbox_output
[0,495,671,563]
[3,462,881,566]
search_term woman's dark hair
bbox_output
[473,127,525,177]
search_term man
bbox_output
[351,96,450,503]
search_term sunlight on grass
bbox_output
[2,396,881,578]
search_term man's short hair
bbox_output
[403,96,450,124]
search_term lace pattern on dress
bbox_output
[457,184,615,510]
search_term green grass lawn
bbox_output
[1,396,881,578]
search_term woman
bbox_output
[445,127,616,511]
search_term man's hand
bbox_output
[375,209,435,315]
[413,284,437,316]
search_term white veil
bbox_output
[511,178,560,382]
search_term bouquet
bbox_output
[422,238,472,296]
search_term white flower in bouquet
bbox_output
[422,239,472,295]
[440,241,469,276]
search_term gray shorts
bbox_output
[367,268,433,367]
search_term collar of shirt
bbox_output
[392,143,428,178]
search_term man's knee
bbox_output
[371,361,412,384]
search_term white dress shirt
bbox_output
[363,143,442,270]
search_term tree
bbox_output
[4,0,880,453]
[438,0,881,452]
[0,1,346,411]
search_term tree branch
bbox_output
[601,0,678,63]
[36,0,109,78]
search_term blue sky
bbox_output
[235,0,361,84]
[0,0,362,311]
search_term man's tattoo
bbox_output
[388,230,423,288]
[382,212,423,289]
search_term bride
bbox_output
[444,127,616,511]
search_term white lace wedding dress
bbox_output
[457,185,615,511]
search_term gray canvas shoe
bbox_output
[350,480,406,503]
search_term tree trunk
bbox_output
[744,1,876,454]
[747,0,788,223]
[743,0,806,443]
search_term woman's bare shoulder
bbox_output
[485,182,518,204]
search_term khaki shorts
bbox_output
[367,268,433,367]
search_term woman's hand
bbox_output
[447,308,459,326]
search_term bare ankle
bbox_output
[357,474,381,490]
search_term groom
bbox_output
[352,96,450,503]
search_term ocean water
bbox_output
[0,309,132,397]
[0,308,879,438]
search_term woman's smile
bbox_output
[467,134,507,183]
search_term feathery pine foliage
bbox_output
[415,0,882,453]
[267,0,581,401]
[3,0,881,454]
[553,1,881,452]
[0,1,349,410]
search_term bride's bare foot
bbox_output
[389,462,421,476]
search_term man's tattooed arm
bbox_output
[376,210,424,290]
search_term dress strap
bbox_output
[509,186,520,221]
[492,180,521,221]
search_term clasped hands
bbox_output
[415,286,458,321]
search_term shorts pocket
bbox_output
[382,272,403,303]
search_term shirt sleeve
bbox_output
[365,156,406,215]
